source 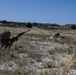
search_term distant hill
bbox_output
[0,20,76,29]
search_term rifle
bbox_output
[9,29,30,47]
[15,29,30,38]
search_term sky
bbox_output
[0,0,76,25]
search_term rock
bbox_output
[49,36,53,40]
[0,61,18,71]
[13,53,28,59]
[68,69,76,75]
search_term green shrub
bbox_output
[48,49,55,54]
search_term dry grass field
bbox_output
[0,26,76,75]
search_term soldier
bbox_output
[53,33,60,38]
[0,29,30,49]
[0,30,11,48]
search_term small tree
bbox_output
[71,25,76,30]
[26,22,32,28]
[2,20,8,24]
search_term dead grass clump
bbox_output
[56,47,73,54]
[26,44,36,58]
[25,42,42,61]
[72,49,76,63]
[48,46,73,54]
[52,36,75,45]
[40,71,50,75]
[40,70,58,75]
[0,69,27,75]
[58,52,75,75]
[60,37,74,44]
[43,61,55,68]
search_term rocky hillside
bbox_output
[0,26,76,75]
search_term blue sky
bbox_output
[0,0,76,25]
